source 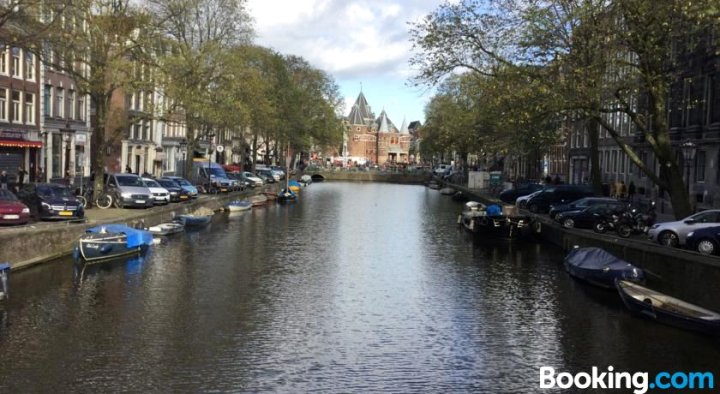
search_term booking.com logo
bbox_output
[540,366,715,393]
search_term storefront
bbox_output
[0,131,42,184]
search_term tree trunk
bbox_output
[91,97,108,196]
[665,161,693,219]
[587,118,603,195]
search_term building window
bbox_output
[612,150,618,173]
[620,151,625,173]
[24,93,34,124]
[56,88,64,118]
[11,90,20,122]
[144,122,150,141]
[0,45,6,74]
[604,151,610,173]
[0,89,6,121]
[69,90,75,119]
[77,95,85,121]
[24,51,34,80]
[11,47,20,78]
[711,73,720,124]
[695,150,706,182]
[44,85,52,116]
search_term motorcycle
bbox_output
[592,211,624,234]
[616,201,657,238]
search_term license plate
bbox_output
[180,195,189,199]
[3,214,19,219]
[59,211,72,216]
[135,200,145,204]
[220,188,228,192]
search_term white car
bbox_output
[647,209,720,247]
[242,171,265,187]
[142,178,170,205]
[516,190,542,208]
[433,164,452,176]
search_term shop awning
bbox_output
[0,139,43,148]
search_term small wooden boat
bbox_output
[75,224,153,262]
[616,280,720,335]
[262,191,278,200]
[440,187,456,195]
[311,174,325,182]
[0,262,9,300]
[147,221,185,236]
[226,200,252,212]
[451,191,470,202]
[299,174,312,185]
[175,214,212,227]
[564,247,644,289]
[458,202,530,239]
[249,194,269,207]
[277,189,297,203]
[427,181,440,190]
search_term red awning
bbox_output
[0,139,43,148]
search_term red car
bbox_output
[0,189,30,225]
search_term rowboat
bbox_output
[616,280,720,335]
[175,214,212,227]
[248,194,269,207]
[147,221,185,236]
[564,247,644,289]
[226,200,252,212]
[75,224,153,262]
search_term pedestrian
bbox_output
[628,181,636,202]
[125,165,132,173]
[0,170,7,190]
[16,167,27,189]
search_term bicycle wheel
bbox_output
[76,195,87,208]
[95,193,113,209]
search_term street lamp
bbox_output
[179,139,188,178]
[207,133,215,187]
[60,122,73,184]
[39,130,47,182]
[681,139,697,206]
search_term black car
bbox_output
[256,169,277,183]
[555,202,628,229]
[155,178,190,202]
[548,197,622,220]
[17,183,85,220]
[685,226,720,255]
[499,183,544,204]
[526,185,596,214]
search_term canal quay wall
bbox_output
[451,183,720,311]
[314,171,429,184]
[0,190,255,271]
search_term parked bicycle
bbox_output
[75,185,94,208]
[94,189,113,209]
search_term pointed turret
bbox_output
[399,117,409,134]
[347,91,374,125]
[375,110,397,133]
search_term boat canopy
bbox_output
[86,225,154,248]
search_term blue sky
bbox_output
[246,0,445,125]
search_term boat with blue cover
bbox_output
[75,224,153,262]
[0,262,10,300]
[564,247,644,289]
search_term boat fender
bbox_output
[72,247,80,260]
[533,220,542,233]
[457,215,462,224]
[469,218,475,231]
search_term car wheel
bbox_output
[529,203,539,213]
[593,221,607,234]
[696,238,717,255]
[562,218,575,229]
[658,231,679,248]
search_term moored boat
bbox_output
[75,224,153,262]
[226,200,252,212]
[616,280,720,335]
[176,214,212,227]
[288,179,302,192]
[300,174,312,185]
[440,187,456,195]
[427,181,440,190]
[277,189,297,203]
[248,194,269,207]
[262,191,278,201]
[564,247,644,289]
[147,221,185,236]
[457,202,530,239]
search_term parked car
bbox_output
[105,173,153,209]
[256,168,279,182]
[525,185,596,214]
[549,197,622,220]
[242,171,265,187]
[515,190,542,208]
[685,226,720,255]
[156,178,190,202]
[17,183,84,220]
[500,183,544,204]
[162,176,199,199]
[141,178,170,205]
[0,189,30,225]
[433,164,452,176]
[226,173,250,189]
[555,201,628,229]
[648,209,720,248]
[270,165,286,180]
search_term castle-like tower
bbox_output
[344,91,411,166]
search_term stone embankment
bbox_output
[450,183,720,311]
[0,190,253,271]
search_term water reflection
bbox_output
[0,182,718,392]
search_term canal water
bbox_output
[0,182,718,392]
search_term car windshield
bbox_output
[0,189,18,201]
[37,185,73,198]
[173,178,192,186]
[157,179,178,188]
[572,198,590,207]
[244,172,257,178]
[207,168,225,177]
[144,179,161,188]
[116,175,144,187]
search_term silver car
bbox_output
[106,173,154,209]
[647,209,720,247]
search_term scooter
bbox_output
[616,201,657,238]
